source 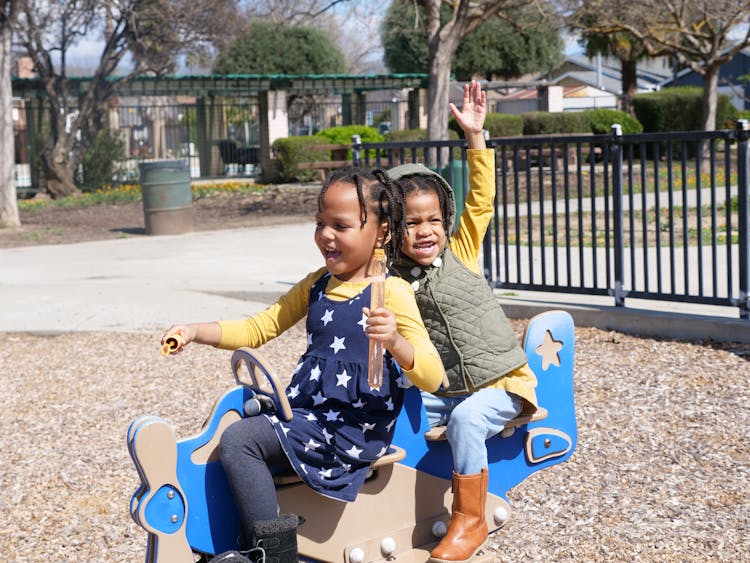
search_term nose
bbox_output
[414,222,431,237]
[318,224,335,242]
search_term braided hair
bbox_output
[317,166,405,261]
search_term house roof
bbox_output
[535,54,674,94]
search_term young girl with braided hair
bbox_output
[161,167,444,563]
[388,81,539,563]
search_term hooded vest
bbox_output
[392,248,528,396]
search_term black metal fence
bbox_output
[353,123,750,319]
[14,97,403,190]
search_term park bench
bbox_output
[127,309,577,563]
[296,143,353,180]
[216,139,260,175]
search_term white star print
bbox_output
[346,445,363,458]
[304,438,321,452]
[268,415,279,424]
[310,365,321,381]
[385,419,395,432]
[330,336,346,354]
[317,290,324,301]
[282,425,291,435]
[306,412,317,421]
[342,462,351,471]
[398,375,412,388]
[294,361,303,374]
[357,312,368,332]
[307,332,312,346]
[287,385,300,399]
[336,369,352,387]
[312,392,326,406]
[376,446,388,457]
[385,397,394,411]
[322,428,333,444]
[352,398,365,408]
[321,309,334,326]
[360,421,376,435]
[319,468,333,478]
[300,464,308,474]
[324,409,341,422]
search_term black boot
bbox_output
[211,551,253,563]
[251,513,300,563]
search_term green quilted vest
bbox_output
[393,248,528,396]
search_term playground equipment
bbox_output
[128,310,577,562]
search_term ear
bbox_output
[376,222,391,248]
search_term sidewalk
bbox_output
[1,222,747,343]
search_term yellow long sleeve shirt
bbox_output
[451,149,538,413]
[217,267,444,393]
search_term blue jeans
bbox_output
[421,388,523,474]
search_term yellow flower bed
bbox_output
[18,181,266,211]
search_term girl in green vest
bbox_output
[388,80,539,563]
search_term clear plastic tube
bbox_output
[367,248,387,389]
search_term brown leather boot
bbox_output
[429,468,489,563]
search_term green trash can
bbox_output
[440,160,467,224]
[138,159,193,235]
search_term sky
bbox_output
[62,9,583,75]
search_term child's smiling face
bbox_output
[315,180,384,282]
[402,189,447,266]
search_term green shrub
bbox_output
[521,111,590,135]
[272,136,332,182]
[385,128,428,142]
[378,128,459,164]
[79,128,127,191]
[484,113,524,137]
[315,125,383,145]
[449,113,523,138]
[316,125,384,161]
[632,86,734,132]
[582,109,643,134]
[384,128,459,142]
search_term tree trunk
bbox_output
[42,141,80,198]
[620,58,638,116]
[701,64,719,132]
[0,15,19,227]
[42,134,80,199]
[426,46,453,143]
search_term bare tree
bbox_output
[566,0,750,131]
[567,5,649,115]
[410,0,550,143]
[0,0,18,226]
[10,0,239,198]
[241,0,354,25]
[240,0,382,73]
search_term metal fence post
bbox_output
[351,134,362,167]
[610,124,626,307]
[736,120,750,318]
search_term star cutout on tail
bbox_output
[535,329,563,371]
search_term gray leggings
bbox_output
[219,415,293,547]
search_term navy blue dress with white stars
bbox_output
[265,272,404,502]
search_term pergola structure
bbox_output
[12,73,429,180]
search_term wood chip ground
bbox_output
[2,320,748,562]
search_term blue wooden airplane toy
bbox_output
[127,309,577,562]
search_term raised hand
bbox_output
[448,80,487,149]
